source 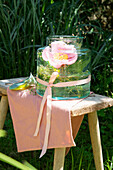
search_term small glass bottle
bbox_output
[37,35,91,99]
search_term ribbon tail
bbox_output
[34,88,48,136]
[39,89,52,158]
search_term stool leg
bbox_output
[88,111,104,170]
[0,96,8,129]
[53,148,66,170]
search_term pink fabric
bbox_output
[7,88,84,157]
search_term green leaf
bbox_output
[0,130,7,137]
[0,152,32,170]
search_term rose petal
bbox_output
[42,46,51,61]
[51,41,66,52]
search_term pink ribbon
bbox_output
[34,72,91,158]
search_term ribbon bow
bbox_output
[34,72,58,158]
[34,72,91,158]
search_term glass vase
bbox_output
[37,35,91,99]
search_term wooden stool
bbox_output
[0,78,113,170]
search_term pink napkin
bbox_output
[7,88,84,155]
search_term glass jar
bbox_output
[37,35,91,99]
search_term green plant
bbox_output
[0,0,112,80]
[104,151,113,170]
[0,152,37,170]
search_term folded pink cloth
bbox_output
[7,88,84,156]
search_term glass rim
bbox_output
[46,35,84,39]
[37,47,90,55]
[37,47,46,51]
[77,48,91,55]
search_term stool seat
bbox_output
[0,77,113,115]
[71,93,113,116]
[0,77,26,95]
[0,77,113,170]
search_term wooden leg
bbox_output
[88,111,104,170]
[53,148,66,170]
[0,96,8,129]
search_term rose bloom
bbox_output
[42,41,78,68]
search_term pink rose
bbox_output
[42,41,78,68]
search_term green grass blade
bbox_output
[68,1,84,34]
[71,149,74,170]
[0,48,8,54]
[23,160,37,170]
[20,45,41,51]
[35,12,42,38]
[56,0,66,34]
[0,152,32,170]
[50,22,55,35]
[78,149,84,170]
[42,0,46,13]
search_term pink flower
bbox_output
[42,41,78,68]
